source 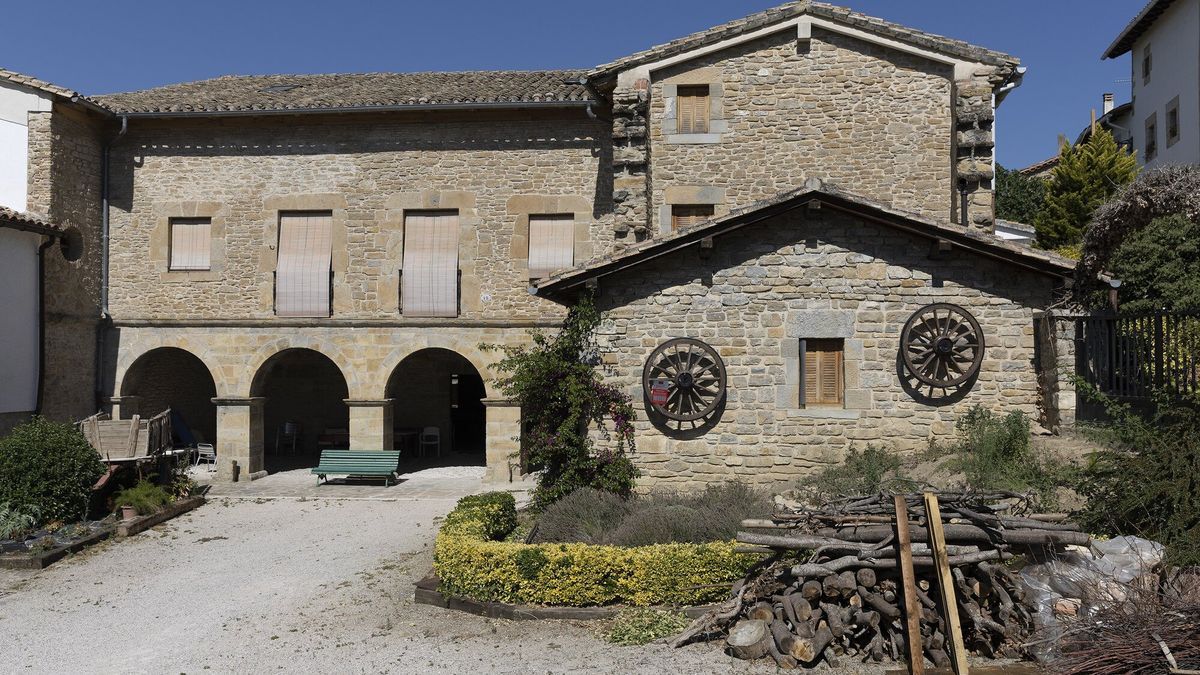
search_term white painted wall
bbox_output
[0,229,40,414]
[0,81,52,212]
[1131,0,1200,168]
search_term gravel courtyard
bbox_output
[0,469,769,675]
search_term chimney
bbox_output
[1103,93,1114,115]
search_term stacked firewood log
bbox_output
[670,491,1090,669]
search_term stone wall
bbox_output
[644,28,956,234]
[26,105,105,423]
[592,208,1056,491]
[106,112,610,322]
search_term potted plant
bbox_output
[113,480,173,521]
[119,504,138,522]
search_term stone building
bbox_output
[17,2,1077,486]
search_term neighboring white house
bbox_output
[1104,0,1200,168]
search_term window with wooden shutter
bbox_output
[169,218,211,271]
[275,211,332,317]
[676,85,710,134]
[671,204,715,231]
[402,211,459,318]
[803,339,844,407]
[527,214,574,279]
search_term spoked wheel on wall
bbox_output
[900,302,985,389]
[642,338,726,430]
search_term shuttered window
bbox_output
[169,218,211,271]
[803,339,844,407]
[527,214,575,279]
[275,211,333,317]
[671,204,714,231]
[676,85,711,134]
[402,211,459,317]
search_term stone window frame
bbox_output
[257,194,348,315]
[1165,95,1181,148]
[661,67,728,145]
[657,185,726,235]
[149,201,226,283]
[384,191,481,315]
[777,310,869,419]
[507,195,594,281]
[1141,43,1152,86]
[1144,112,1158,162]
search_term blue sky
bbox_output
[1,1,1139,168]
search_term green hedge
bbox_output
[433,492,755,607]
[0,417,105,525]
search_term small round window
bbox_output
[59,226,84,262]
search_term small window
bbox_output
[676,85,711,134]
[671,204,714,231]
[169,218,212,271]
[1145,113,1158,161]
[802,339,843,407]
[527,214,574,279]
[1142,44,1152,84]
[1166,96,1180,147]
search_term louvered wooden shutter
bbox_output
[527,214,575,279]
[275,212,332,317]
[402,211,460,317]
[671,205,714,231]
[804,339,844,406]
[676,85,710,134]
[169,218,211,270]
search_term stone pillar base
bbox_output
[211,397,265,482]
[481,398,522,483]
[345,399,394,451]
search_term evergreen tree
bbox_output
[995,164,1046,225]
[1106,214,1200,313]
[1034,128,1138,249]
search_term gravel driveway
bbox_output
[0,472,771,675]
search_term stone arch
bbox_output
[375,339,500,401]
[118,346,218,446]
[239,336,358,398]
[250,347,350,471]
[385,347,488,463]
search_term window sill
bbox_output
[159,269,220,283]
[787,408,862,420]
[665,133,724,145]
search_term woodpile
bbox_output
[671,491,1089,670]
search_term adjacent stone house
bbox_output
[18,1,1076,486]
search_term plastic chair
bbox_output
[194,443,216,470]
[419,427,440,458]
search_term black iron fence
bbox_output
[1075,311,1200,420]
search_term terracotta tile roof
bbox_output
[0,68,108,112]
[1017,156,1060,177]
[535,180,1075,298]
[0,206,62,236]
[1103,0,1177,59]
[587,1,1019,81]
[95,70,594,115]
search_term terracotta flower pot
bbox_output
[120,505,138,522]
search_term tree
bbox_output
[1104,214,1200,313]
[483,293,638,508]
[994,164,1046,225]
[1034,127,1138,250]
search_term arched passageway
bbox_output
[120,347,217,447]
[251,348,349,473]
[386,348,486,468]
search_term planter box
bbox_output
[0,527,115,570]
[414,573,718,621]
[117,495,206,537]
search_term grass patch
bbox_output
[795,446,919,502]
[602,607,691,645]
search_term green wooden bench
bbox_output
[311,450,402,486]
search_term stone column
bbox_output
[211,397,265,482]
[105,396,141,420]
[481,398,522,483]
[345,399,394,451]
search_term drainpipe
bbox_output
[95,115,128,411]
[34,235,57,415]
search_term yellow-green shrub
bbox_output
[434,492,755,606]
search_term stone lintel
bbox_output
[344,399,395,407]
[211,397,265,407]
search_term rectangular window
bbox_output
[671,204,714,231]
[1145,112,1158,161]
[402,211,459,318]
[1142,44,1152,84]
[168,218,211,271]
[675,85,711,134]
[527,214,574,279]
[275,211,333,317]
[1166,96,1180,147]
[802,339,844,407]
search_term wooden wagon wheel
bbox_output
[642,338,726,422]
[901,303,985,388]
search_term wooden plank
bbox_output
[923,492,969,675]
[894,495,925,675]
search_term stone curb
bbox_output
[0,526,116,570]
[117,496,206,537]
